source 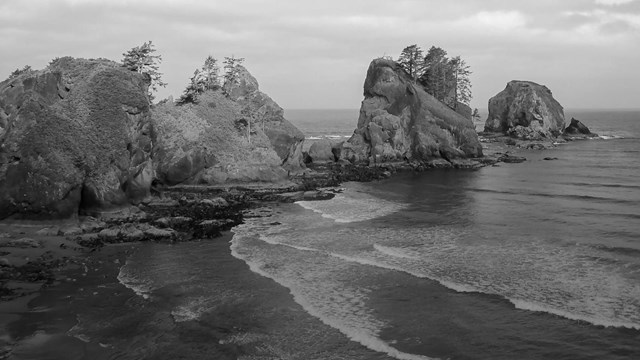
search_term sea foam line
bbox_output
[509,299,640,330]
[250,232,640,331]
[230,234,439,360]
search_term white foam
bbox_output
[374,244,418,259]
[230,230,438,360]
[171,297,209,322]
[510,299,640,330]
[296,194,406,223]
[117,260,153,299]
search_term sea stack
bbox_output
[0,57,153,219]
[342,58,482,167]
[484,80,565,140]
[152,65,305,185]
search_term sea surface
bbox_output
[118,109,640,359]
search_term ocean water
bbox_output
[117,109,639,359]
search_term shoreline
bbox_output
[0,136,596,358]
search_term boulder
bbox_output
[342,59,482,165]
[0,57,153,219]
[484,81,565,139]
[308,139,336,163]
[563,118,597,138]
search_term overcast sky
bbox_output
[1,0,639,110]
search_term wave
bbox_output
[469,187,637,205]
[305,134,351,140]
[229,235,438,360]
[117,260,153,300]
[509,299,640,330]
[249,231,640,331]
[561,181,640,191]
[296,194,407,223]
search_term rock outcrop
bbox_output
[563,118,597,138]
[484,81,565,140]
[152,66,305,185]
[343,58,482,165]
[223,66,305,170]
[0,57,153,219]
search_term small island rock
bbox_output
[343,58,482,166]
[484,80,565,140]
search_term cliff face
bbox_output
[343,58,482,165]
[223,66,305,170]
[152,66,304,185]
[484,81,565,139]
[0,57,152,219]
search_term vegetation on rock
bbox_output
[121,41,166,101]
[397,45,472,109]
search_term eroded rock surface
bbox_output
[0,57,152,219]
[343,59,482,166]
[484,80,565,140]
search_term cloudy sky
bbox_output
[1,0,639,110]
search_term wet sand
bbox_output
[1,230,390,359]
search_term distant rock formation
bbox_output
[152,65,304,185]
[484,80,565,140]
[563,118,598,138]
[0,57,152,219]
[342,58,482,166]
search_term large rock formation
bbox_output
[223,66,305,170]
[343,58,482,165]
[152,66,304,185]
[484,81,565,139]
[0,57,153,219]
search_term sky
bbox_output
[1,0,639,110]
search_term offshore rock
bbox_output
[484,80,565,139]
[343,58,482,165]
[563,118,597,138]
[308,139,336,163]
[0,57,152,219]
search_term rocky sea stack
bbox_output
[0,59,305,220]
[153,65,304,186]
[0,58,153,219]
[343,58,482,167]
[484,80,565,140]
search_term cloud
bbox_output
[595,0,635,5]
[1,0,639,109]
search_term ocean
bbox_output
[117,109,638,359]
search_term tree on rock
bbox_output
[223,55,245,87]
[397,45,425,81]
[449,56,472,107]
[122,41,166,101]
[420,46,449,102]
[8,65,33,79]
[177,55,221,105]
[201,55,221,91]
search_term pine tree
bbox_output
[121,41,166,101]
[176,55,221,105]
[450,56,472,107]
[420,46,449,101]
[223,55,245,88]
[201,55,220,90]
[397,45,425,81]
